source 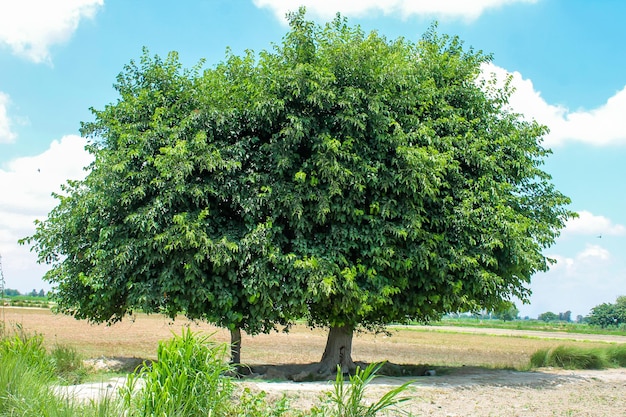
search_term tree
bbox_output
[493,302,519,321]
[254,11,572,373]
[538,311,559,322]
[558,310,571,322]
[587,297,626,328]
[22,49,305,364]
[22,10,573,373]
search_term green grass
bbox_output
[433,317,626,336]
[51,344,89,385]
[121,328,237,416]
[607,344,626,367]
[0,324,123,416]
[311,362,412,417]
[0,325,416,417]
[529,344,626,369]
[2,295,52,308]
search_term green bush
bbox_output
[0,324,54,376]
[51,344,89,385]
[122,328,236,417]
[0,326,112,417]
[607,344,626,367]
[530,345,608,369]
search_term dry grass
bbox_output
[2,307,617,371]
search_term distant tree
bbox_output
[587,297,626,328]
[538,311,559,322]
[558,310,572,322]
[3,289,20,296]
[29,289,38,297]
[576,315,584,324]
[493,302,519,321]
[38,289,45,297]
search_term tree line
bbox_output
[1,288,46,297]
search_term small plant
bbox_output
[234,387,291,417]
[51,344,89,384]
[122,328,235,416]
[0,323,54,375]
[312,362,413,417]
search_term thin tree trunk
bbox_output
[319,325,355,375]
[230,327,242,364]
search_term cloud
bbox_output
[481,63,626,147]
[549,244,611,274]
[253,0,538,21]
[0,0,103,63]
[563,211,626,237]
[0,92,17,143]
[524,243,623,318]
[0,135,92,290]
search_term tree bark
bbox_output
[230,327,242,364]
[319,325,355,375]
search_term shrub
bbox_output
[51,344,89,384]
[0,324,54,376]
[121,328,235,416]
[607,344,626,367]
[530,345,607,369]
[311,362,413,417]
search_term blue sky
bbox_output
[1,0,625,320]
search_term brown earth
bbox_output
[3,307,626,416]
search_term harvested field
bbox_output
[3,307,626,416]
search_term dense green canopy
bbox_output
[23,10,573,367]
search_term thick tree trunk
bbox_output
[319,325,355,375]
[230,327,242,364]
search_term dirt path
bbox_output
[60,367,626,416]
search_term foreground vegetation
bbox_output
[1,315,625,416]
[0,325,410,417]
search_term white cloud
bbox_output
[0,135,92,290]
[563,211,626,237]
[253,0,538,21]
[524,243,622,318]
[0,0,103,63]
[481,63,626,147]
[548,244,611,275]
[0,92,17,143]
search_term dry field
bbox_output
[3,307,626,416]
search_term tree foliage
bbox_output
[538,311,559,322]
[587,296,626,328]
[22,10,573,364]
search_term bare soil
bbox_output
[3,307,626,416]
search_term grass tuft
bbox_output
[121,328,236,416]
[51,344,90,384]
[530,345,613,369]
[607,344,626,367]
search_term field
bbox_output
[2,307,626,416]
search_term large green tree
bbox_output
[23,10,573,372]
[22,49,305,363]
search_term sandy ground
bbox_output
[58,367,626,416]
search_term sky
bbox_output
[1,0,625,320]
